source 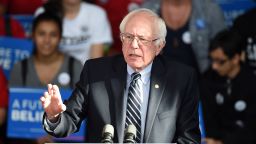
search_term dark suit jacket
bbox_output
[44,54,201,143]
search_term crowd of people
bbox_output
[0,0,256,143]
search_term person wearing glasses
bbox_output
[40,8,201,143]
[200,29,256,144]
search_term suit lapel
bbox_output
[144,56,167,142]
[109,56,127,142]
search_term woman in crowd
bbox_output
[9,12,83,144]
[9,12,82,88]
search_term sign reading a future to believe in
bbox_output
[7,88,86,142]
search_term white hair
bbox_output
[119,8,167,46]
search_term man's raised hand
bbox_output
[40,84,66,122]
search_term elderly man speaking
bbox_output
[40,8,201,143]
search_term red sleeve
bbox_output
[0,69,8,108]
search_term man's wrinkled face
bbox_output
[121,13,163,72]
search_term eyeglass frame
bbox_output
[120,32,160,46]
[211,58,229,65]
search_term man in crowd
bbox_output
[201,29,256,144]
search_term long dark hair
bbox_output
[43,0,64,19]
[32,12,63,36]
[32,12,63,54]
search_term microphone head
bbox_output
[126,124,137,138]
[102,124,114,138]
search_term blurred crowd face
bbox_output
[0,3,6,15]
[0,0,8,15]
[121,12,162,72]
[161,0,192,6]
[210,48,236,76]
[161,0,170,13]
[33,20,61,57]
[63,0,81,6]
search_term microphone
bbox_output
[101,124,114,143]
[124,124,137,143]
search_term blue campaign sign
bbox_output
[0,37,33,79]
[7,88,86,142]
[11,15,34,38]
[216,0,256,26]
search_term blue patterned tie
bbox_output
[125,72,142,143]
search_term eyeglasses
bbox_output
[120,33,159,46]
[211,58,229,65]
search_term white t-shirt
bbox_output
[35,2,113,64]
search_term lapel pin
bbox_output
[155,84,159,89]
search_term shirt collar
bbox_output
[127,63,152,84]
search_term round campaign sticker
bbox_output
[182,31,191,44]
[235,120,244,128]
[234,100,247,112]
[195,19,206,30]
[215,93,224,105]
[247,37,253,43]
[58,72,70,86]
